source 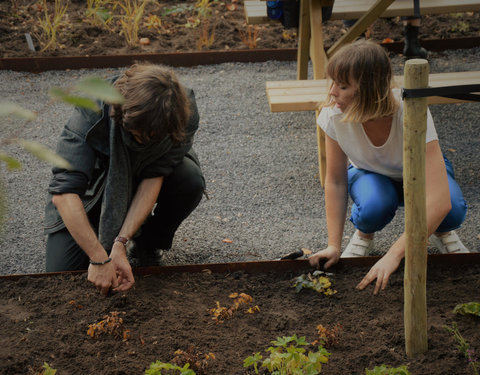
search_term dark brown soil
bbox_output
[1,262,479,374]
[0,1,479,58]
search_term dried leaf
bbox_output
[226,4,237,11]
[222,238,233,243]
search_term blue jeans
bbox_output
[347,157,467,234]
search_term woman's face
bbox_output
[329,80,356,112]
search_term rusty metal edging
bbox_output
[1,37,479,72]
[0,253,478,280]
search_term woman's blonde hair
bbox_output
[325,40,398,123]
[111,63,190,144]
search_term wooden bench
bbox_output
[266,71,480,185]
[245,0,480,25]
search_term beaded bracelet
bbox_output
[89,257,112,265]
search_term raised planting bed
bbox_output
[1,256,479,374]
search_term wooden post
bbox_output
[403,59,429,357]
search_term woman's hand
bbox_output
[308,245,341,269]
[356,250,402,294]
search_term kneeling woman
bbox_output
[309,40,469,294]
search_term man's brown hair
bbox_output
[111,63,190,144]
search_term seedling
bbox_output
[444,323,479,375]
[293,270,337,296]
[144,361,195,375]
[114,0,150,46]
[453,302,480,317]
[312,323,343,348]
[244,334,330,374]
[85,0,114,27]
[208,292,260,324]
[87,311,130,340]
[365,364,410,375]
[172,345,215,374]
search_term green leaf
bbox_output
[0,102,36,121]
[453,302,480,317]
[15,140,71,169]
[42,362,57,375]
[74,77,125,104]
[0,152,22,170]
[49,88,100,112]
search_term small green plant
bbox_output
[35,0,68,51]
[243,334,330,375]
[171,346,215,374]
[145,361,195,375]
[454,302,480,317]
[293,271,337,296]
[85,0,114,28]
[444,323,479,375]
[365,364,410,375]
[41,363,57,375]
[161,4,194,17]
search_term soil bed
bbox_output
[1,262,479,374]
[1,1,479,58]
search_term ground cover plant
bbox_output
[0,1,479,57]
[1,262,480,374]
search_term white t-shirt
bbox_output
[317,89,438,180]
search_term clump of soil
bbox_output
[1,262,479,374]
[0,1,479,58]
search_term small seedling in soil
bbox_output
[144,361,195,375]
[364,364,410,375]
[293,270,337,296]
[453,302,480,317]
[27,362,57,375]
[208,292,260,324]
[243,334,330,375]
[444,322,479,375]
[87,311,130,341]
[171,345,215,375]
[312,323,343,348]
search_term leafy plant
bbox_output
[208,292,259,324]
[41,363,57,375]
[365,364,410,375]
[87,311,130,340]
[453,302,480,317]
[444,323,479,375]
[145,361,195,375]
[293,271,337,296]
[312,323,343,348]
[243,334,330,375]
[171,346,215,375]
[35,0,68,52]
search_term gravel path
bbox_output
[1,47,479,275]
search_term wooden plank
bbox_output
[247,0,480,24]
[266,71,480,112]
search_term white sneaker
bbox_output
[341,230,374,258]
[428,231,469,254]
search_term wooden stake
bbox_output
[403,59,429,357]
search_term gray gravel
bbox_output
[1,47,479,275]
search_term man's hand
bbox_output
[87,262,119,296]
[356,251,402,294]
[111,241,135,292]
[308,245,341,269]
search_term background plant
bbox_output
[444,323,479,375]
[243,334,330,375]
[171,346,215,375]
[239,24,260,49]
[145,361,195,375]
[35,0,68,51]
[365,364,410,375]
[114,0,150,46]
[312,323,343,348]
[85,0,114,28]
[453,302,480,317]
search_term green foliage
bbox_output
[145,360,195,375]
[161,4,194,17]
[0,102,36,121]
[42,362,57,375]
[453,302,480,317]
[15,139,71,170]
[243,334,330,375]
[293,271,337,296]
[365,364,410,375]
[444,323,479,375]
[36,0,68,52]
